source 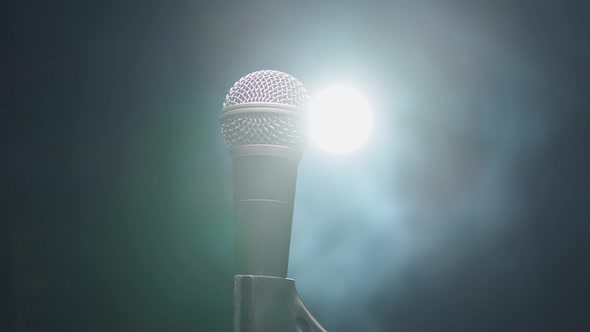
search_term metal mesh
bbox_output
[221,113,308,150]
[221,70,310,150]
[223,70,310,109]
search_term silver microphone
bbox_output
[221,70,326,332]
[220,70,310,278]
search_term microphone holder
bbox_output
[234,275,326,332]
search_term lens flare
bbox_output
[310,86,373,154]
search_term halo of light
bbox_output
[309,86,373,154]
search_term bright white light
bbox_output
[310,86,373,154]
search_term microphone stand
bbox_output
[234,275,326,332]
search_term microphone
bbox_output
[220,70,310,278]
[221,70,326,332]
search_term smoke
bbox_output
[288,6,555,331]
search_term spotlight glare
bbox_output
[310,86,373,154]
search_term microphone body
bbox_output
[231,147,301,277]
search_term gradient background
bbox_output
[2,1,589,331]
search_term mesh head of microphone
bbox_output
[221,70,310,151]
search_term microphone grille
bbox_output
[221,70,310,151]
[223,70,310,109]
[221,113,308,150]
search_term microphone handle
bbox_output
[232,151,301,278]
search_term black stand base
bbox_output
[234,275,326,332]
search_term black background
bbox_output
[2,1,589,331]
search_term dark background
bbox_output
[2,1,589,331]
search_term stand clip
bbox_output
[234,275,327,332]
